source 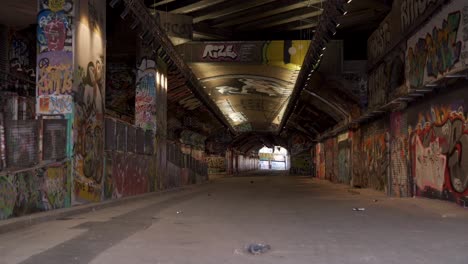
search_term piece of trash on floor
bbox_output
[373,199,378,202]
[234,249,244,256]
[247,243,271,255]
[353,208,366,211]
[442,213,457,218]
[176,211,182,214]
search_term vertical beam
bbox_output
[73,0,107,203]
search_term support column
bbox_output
[135,40,168,190]
[72,0,106,203]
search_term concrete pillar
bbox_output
[73,0,106,203]
[135,40,168,190]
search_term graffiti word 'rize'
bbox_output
[401,0,437,31]
[203,45,237,60]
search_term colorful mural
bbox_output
[105,153,153,199]
[337,134,351,184]
[361,122,389,191]
[73,0,106,203]
[207,156,226,174]
[409,100,468,205]
[106,62,135,120]
[36,0,74,114]
[406,0,468,89]
[202,75,293,129]
[315,143,326,179]
[324,138,338,182]
[390,112,409,197]
[290,151,313,175]
[181,40,310,132]
[135,58,157,130]
[0,162,69,220]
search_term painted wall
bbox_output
[104,152,154,200]
[290,151,313,175]
[36,0,74,115]
[353,120,390,191]
[315,143,326,179]
[207,156,226,174]
[337,134,351,184]
[324,137,338,182]
[0,162,70,220]
[73,0,106,203]
[407,85,468,205]
[234,154,259,173]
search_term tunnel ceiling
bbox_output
[145,0,391,142]
[144,0,391,40]
[177,40,310,132]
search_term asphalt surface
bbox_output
[1,171,467,264]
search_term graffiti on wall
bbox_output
[180,130,207,150]
[315,143,325,179]
[406,0,467,89]
[401,0,439,32]
[368,21,391,63]
[37,52,73,96]
[106,63,135,119]
[362,126,389,191]
[72,0,106,203]
[324,138,338,182]
[74,56,105,202]
[0,163,69,220]
[390,112,409,197]
[207,156,226,174]
[290,151,312,175]
[337,138,351,184]
[135,58,157,130]
[9,33,36,79]
[107,153,152,199]
[36,0,74,115]
[410,103,468,204]
[368,48,406,108]
[289,133,313,156]
[36,52,73,114]
[37,0,73,53]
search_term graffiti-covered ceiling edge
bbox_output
[178,40,311,133]
[167,69,225,138]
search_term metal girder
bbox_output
[171,0,228,14]
[237,9,323,30]
[190,0,277,24]
[271,21,318,32]
[193,22,233,40]
[147,0,177,8]
[211,0,324,28]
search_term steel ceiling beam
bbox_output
[190,0,277,24]
[237,9,323,30]
[211,0,325,28]
[171,0,228,14]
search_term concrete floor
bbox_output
[1,171,468,264]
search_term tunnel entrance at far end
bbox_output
[258,146,290,171]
